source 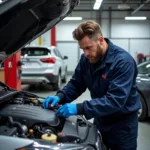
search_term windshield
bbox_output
[21,48,50,56]
[0,0,6,5]
[138,61,150,74]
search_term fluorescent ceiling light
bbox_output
[125,16,147,20]
[93,0,103,10]
[118,4,130,10]
[63,17,82,20]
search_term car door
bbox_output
[57,48,66,76]
[137,61,150,102]
[54,48,66,76]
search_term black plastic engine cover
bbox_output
[0,126,17,136]
[0,104,59,127]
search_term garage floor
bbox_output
[22,75,150,150]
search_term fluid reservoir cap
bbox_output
[29,129,33,133]
[41,133,57,143]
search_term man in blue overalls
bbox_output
[43,20,140,150]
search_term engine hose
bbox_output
[79,124,90,143]
[77,115,90,143]
[37,126,45,134]
[8,116,25,136]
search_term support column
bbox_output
[4,51,22,90]
[38,36,43,45]
[51,26,56,46]
[109,7,112,38]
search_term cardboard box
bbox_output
[0,68,5,83]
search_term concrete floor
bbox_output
[22,76,150,150]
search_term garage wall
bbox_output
[101,11,150,61]
[56,21,82,41]
[57,42,79,74]
[31,11,150,73]
[30,30,51,46]
[130,39,150,60]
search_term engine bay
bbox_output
[0,82,102,149]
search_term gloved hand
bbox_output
[42,96,60,109]
[56,103,77,118]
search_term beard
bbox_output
[88,57,98,64]
[87,44,103,64]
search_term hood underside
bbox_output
[0,0,79,62]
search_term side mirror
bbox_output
[63,56,68,59]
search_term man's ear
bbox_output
[98,36,104,43]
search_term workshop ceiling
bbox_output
[74,0,150,11]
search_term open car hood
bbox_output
[0,0,79,62]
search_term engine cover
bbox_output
[0,104,59,127]
[0,126,17,136]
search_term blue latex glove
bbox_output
[56,103,77,118]
[42,96,60,109]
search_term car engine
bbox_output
[0,82,104,150]
[0,104,61,138]
[0,87,65,140]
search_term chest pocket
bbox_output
[83,64,113,97]
[92,65,113,97]
[93,77,110,97]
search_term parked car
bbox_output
[137,61,150,121]
[21,46,68,90]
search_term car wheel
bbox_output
[138,93,147,121]
[62,68,67,83]
[52,73,61,91]
[29,84,36,89]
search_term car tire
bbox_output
[62,68,67,83]
[52,73,61,91]
[29,84,36,89]
[138,93,147,121]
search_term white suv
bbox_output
[21,46,68,90]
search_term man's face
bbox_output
[79,36,104,64]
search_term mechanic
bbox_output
[43,20,141,150]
